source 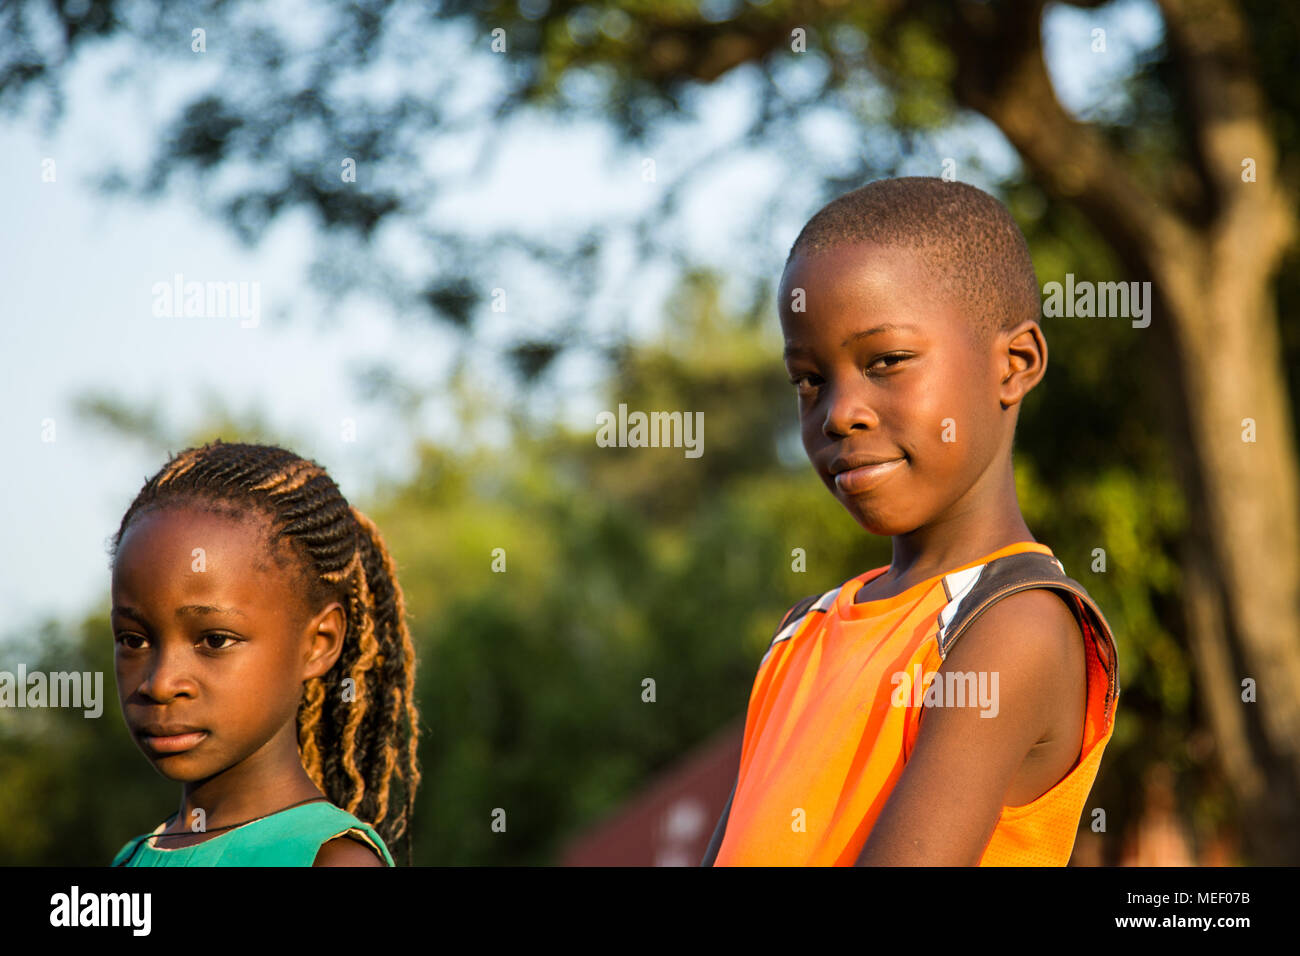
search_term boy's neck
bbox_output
[857,464,1035,602]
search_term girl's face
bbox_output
[110,504,344,783]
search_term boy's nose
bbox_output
[822,385,880,439]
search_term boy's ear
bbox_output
[997,319,1048,408]
[302,602,347,681]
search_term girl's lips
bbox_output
[833,458,906,495]
[140,730,208,754]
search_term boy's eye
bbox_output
[788,372,822,395]
[869,352,910,371]
[115,633,147,651]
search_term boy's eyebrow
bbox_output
[840,323,918,346]
[784,323,920,358]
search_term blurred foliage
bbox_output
[4,0,1294,401]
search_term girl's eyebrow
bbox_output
[111,604,246,621]
[175,604,246,619]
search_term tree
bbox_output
[948,0,1300,865]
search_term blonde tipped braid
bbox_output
[350,507,422,835]
[298,677,328,791]
[323,547,379,815]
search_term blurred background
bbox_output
[1,0,1297,866]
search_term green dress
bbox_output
[111,799,395,867]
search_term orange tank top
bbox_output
[713,541,1120,866]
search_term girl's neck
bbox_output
[168,738,327,837]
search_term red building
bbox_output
[560,717,744,866]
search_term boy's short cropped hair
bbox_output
[785,176,1040,341]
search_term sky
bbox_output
[0,0,1162,639]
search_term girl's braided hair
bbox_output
[110,439,421,862]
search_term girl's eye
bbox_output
[115,633,147,651]
[200,633,240,651]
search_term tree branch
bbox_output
[1156,0,1296,268]
[940,0,1196,275]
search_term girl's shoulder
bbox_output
[111,831,152,867]
[280,800,395,867]
[110,800,395,867]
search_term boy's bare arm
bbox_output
[855,589,1083,866]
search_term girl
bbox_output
[108,440,421,866]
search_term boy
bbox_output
[703,177,1120,866]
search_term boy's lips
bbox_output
[831,456,906,495]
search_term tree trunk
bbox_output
[945,0,1300,863]
[1158,243,1300,865]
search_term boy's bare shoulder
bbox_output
[938,586,1089,771]
[947,588,1085,710]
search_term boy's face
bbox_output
[110,505,343,783]
[779,241,1018,536]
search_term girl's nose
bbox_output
[138,643,196,702]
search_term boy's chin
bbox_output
[843,503,917,537]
